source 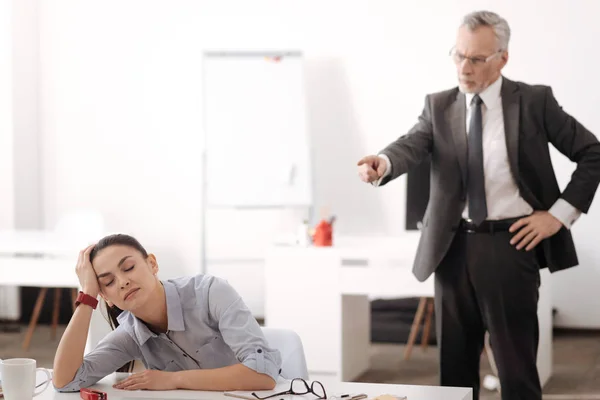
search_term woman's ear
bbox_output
[147,254,159,275]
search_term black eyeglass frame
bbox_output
[251,378,327,400]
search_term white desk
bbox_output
[0,229,106,352]
[0,230,85,256]
[264,234,553,386]
[0,230,82,288]
[35,373,472,400]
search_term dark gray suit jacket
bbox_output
[379,76,600,282]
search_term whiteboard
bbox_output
[203,51,313,207]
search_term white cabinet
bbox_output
[264,235,553,386]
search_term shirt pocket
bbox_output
[195,335,231,368]
[195,336,223,368]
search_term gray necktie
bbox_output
[467,94,487,225]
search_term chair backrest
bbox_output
[261,327,309,380]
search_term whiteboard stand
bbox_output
[200,51,314,316]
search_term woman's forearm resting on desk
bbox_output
[113,364,276,391]
[174,364,277,391]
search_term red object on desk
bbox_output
[313,219,333,247]
[80,388,107,400]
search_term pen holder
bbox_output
[313,220,333,247]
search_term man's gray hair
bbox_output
[462,11,511,51]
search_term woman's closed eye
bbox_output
[104,265,135,287]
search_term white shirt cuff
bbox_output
[371,154,392,187]
[548,198,581,229]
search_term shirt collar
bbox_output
[465,75,503,109]
[116,279,185,346]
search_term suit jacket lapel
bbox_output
[501,77,521,183]
[447,91,467,188]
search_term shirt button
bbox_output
[257,349,262,353]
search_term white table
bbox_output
[0,229,100,350]
[35,373,472,400]
[0,230,85,256]
[264,234,553,386]
[0,230,82,288]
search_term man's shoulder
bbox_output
[427,86,460,102]
[424,77,551,103]
[504,77,550,97]
[424,86,463,110]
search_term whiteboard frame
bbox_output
[200,50,315,274]
[202,50,312,208]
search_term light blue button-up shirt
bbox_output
[55,274,282,392]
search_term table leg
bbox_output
[421,297,434,351]
[404,297,427,360]
[22,287,48,350]
[51,288,62,339]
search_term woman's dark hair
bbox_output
[90,233,149,372]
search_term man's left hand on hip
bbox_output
[509,211,564,251]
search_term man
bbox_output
[357,10,600,400]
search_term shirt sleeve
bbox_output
[53,326,140,392]
[548,197,582,229]
[206,277,282,382]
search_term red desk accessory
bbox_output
[313,216,335,247]
[80,388,108,400]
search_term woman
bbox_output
[52,234,281,392]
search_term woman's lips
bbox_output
[124,288,140,301]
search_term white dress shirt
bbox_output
[376,76,581,228]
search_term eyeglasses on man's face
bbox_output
[449,47,503,66]
[252,378,327,399]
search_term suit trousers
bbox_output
[434,226,542,400]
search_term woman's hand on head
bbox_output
[76,244,99,297]
[113,370,178,391]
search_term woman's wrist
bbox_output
[171,371,184,389]
[81,288,99,298]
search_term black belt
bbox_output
[455,216,525,233]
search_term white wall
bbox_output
[0,0,17,320]
[12,0,42,230]
[1,0,43,320]
[0,0,19,321]
[0,0,13,230]
[38,0,600,325]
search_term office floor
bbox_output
[1,325,599,399]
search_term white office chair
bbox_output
[262,327,309,380]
